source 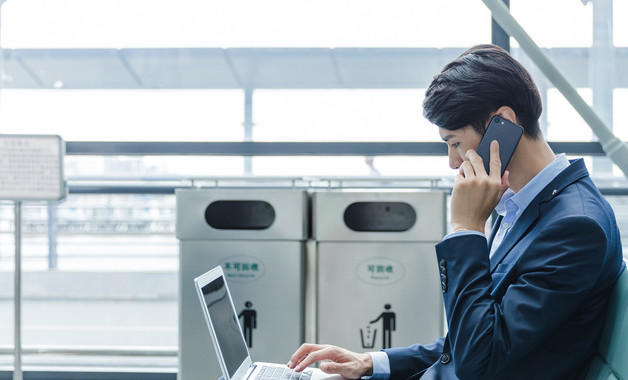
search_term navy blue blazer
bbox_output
[385,159,625,380]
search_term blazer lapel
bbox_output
[489,158,590,273]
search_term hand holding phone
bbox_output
[475,115,524,176]
[450,116,523,232]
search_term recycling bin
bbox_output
[313,190,447,352]
[176,188,308,380]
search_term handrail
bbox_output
[0,345,176,357]
[64,141,606,156]
[51,184,628,196]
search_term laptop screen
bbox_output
[201,274,249,378]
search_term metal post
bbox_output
[491,0,510,52]
[14,202,23,380]
[47,202,58,270]
[243,89,254,175]
[1,5,22,368]
[591,0,614,175]
[482,0,628,179]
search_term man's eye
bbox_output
[450,143,459,148]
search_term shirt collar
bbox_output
[495,188,515,216]
[495,154,570,217]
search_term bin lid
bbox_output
[312,190,446,242]
[176,188,308,240]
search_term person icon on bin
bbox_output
[370,303,395,349]
[238,301,257,348]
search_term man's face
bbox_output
[439,126,483,170]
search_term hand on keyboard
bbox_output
[287,344,373,379]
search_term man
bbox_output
[287,44,626,379]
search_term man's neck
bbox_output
[506,137,557,193]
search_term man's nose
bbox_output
[448,150,463,170]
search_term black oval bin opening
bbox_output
[343,201,416,232]
[205,200,275,230]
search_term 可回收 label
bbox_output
[356,257,405,286]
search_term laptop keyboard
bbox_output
[255,365,313,380]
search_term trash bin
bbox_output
[313,190,446,352]
[177,188,308,380]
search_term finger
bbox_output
[292,354,318,372]
[288,344,324,369]
[488,140,502,180]
[454,170,465,186]
[464,149,486,176]
[287,344,311,368]
[293,347,334,372]
[458,160,475,179]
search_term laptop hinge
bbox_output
[245,364,258,380]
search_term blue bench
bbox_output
[585,264,628,380]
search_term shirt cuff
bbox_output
[362,351,390,380]
[443,229,485,241]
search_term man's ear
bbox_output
[495,106,518,125]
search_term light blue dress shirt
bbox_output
[366,154,570,379]
[489,154,569,256]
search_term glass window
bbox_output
[614,0,627,46]
[251,156,451,178]
[0,0,626,374]
[2,0,490,49]
[510,1,593,48]
[613,90,628,141]
[545,88,594,142]
[65,156,245,178]
[0,196,178,370]
[374,156,452,178]
[0,90,243,142]
[254,90,439,142]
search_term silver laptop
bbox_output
[194,266,343,380]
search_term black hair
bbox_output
[422,44,543,139]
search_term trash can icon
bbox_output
[360,324,378,349]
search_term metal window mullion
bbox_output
[491,0,510,52]
[591,0,614,175]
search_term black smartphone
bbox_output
[475,115,524,176]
